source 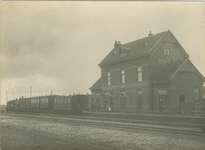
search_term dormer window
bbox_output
[164,46,170,56]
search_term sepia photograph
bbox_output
[1,1,205,150]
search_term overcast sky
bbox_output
[1,1,204,105]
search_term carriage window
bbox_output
[67,98,70,103]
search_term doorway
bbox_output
[179,95,185,114]
[137,89,142,112]
[137,96,142,112]
[120,97,126,111]
[159,95,163,113]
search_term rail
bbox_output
[3,112,205,136]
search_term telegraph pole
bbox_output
[30,86,32,97]
[6,91,8,103]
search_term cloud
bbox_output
[1,1,204,105]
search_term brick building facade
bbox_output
[90,30,205,114]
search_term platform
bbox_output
[85,111,205,124]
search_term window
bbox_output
[194,87,200,102]
[164,46,170,56]
[107,72,111,85]
[137,89,142,95]
[137,67,142,82]
[121,70,125,84]
[67,98,70,104]
[54,99,56,104]
[121,91,126,97]
[31,99,36,103]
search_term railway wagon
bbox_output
[41,95,54,110]
[53,95,71,113]
[6,99,19,111]
[30,96,40,111]
[31,95,54,113]
[19,97,31,111]
[71,95,89,113]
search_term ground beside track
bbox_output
[1,114,205,150]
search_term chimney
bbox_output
[114,41,121,48]
[148,31,153,36]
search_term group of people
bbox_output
[89,98,114,112]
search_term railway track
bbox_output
[3,112,205,136]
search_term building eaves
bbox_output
[89,77,101,91]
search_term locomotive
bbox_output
[6,94,89,114]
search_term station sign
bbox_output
[158,89,167,95]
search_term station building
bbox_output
[90,30,205,114]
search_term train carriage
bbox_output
[7,94,89,115]
[53,95,72,113]
[71,95,89,113]
[30,97,40,111]
[19,97,31,111]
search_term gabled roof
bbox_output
[89,77,101,91]
[151,59,205,84]
[151,59,187,84]
[99,30,189,67]
[99,30,168,66]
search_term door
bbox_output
[137,96,142,112]
[120,91,126,112]
[179,95,185,114]
[137,89,142,112]
[159,95,163,112]
[121,97,126,111]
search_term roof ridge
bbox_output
[169,59,188,80]
[122,30,168,47]
[186,59,205,81]
[99,30,170,66]
[148,30,168,53]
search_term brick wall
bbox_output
[170,72,203,114]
